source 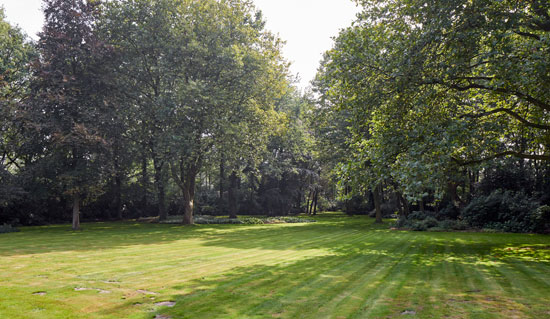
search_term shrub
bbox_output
[427,227,446,232]
[409,217,438,231]
[438,219,457,230]
[407,211,437,221]
[453,220,469,231]
[0,224,19,234]
[278,216,316,223]
[461,190,539,232]
[394,217,410,229]
[439,204,460,220]
[530,205,550,234]
[240,217,265,224]
[159,215,316,225]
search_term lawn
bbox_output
[0,213,549,319]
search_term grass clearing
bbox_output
[1,212,549,318]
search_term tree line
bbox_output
[2,0,549,233]
[0,0,323,229]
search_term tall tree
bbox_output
[103,0,289,224]
[27,0,114,230]
[316,0,550,205]
[0,8,35,208]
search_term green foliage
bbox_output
[0,8,35,209]
[462,190,542,232]
[315,0,550,203]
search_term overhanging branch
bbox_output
[462,107,550,130]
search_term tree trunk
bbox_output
[183,186,194,225]
[72,192,80,230]
[219,152,225,205]
[296,190,303,214]
[182,167,197,225]
[309,191,315,215]
[305,191,311,215]
[113,144,122,220]
[373,184,383,223]
[153,155,166,221]
[399,193,410,218]
[447,181,464,209]
[228,171,238,219]
[419,198,425,213]
[313,190,319,215]
[115,173,122,220]
[141,150,148,215]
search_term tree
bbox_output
[103,0,289,224]
[0,8,35,209]
[316,0,550,210]
[27,0,115,230]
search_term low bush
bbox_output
[395,214,469,232]
[461,190,541,233]
[0,223,19,234]
[410,217,439,231]
[159,215,316,225]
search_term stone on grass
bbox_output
[155,301,176,307]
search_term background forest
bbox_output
[1,0,549,234]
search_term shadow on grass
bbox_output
[102,245,550,319]
[2,214,549,265]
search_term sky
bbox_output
[0,0,360,89]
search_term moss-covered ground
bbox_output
[1,213,549,318]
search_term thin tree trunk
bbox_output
[296,189,303,213]
[399,193,410,218]
[113,143,122,220]
[141,150,148,215]
[373,184,383,223]
[419,198,425,213]
[153,155,166,221]
[308,191,315,215]
[115,173,122,220]
[228,171,238,219]
[313,190,319,215]
[72,192,80,230]
[183,167,197,225]
[395,192,403,216]
[219,153,225,202]
[306,191,311,215]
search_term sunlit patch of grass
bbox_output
[0,213,549,318]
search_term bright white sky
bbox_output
[0,0,359,89]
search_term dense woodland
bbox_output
[1,0,549,233]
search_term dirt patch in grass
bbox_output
[137,289,158,295]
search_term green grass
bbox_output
[1,213,549,319]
